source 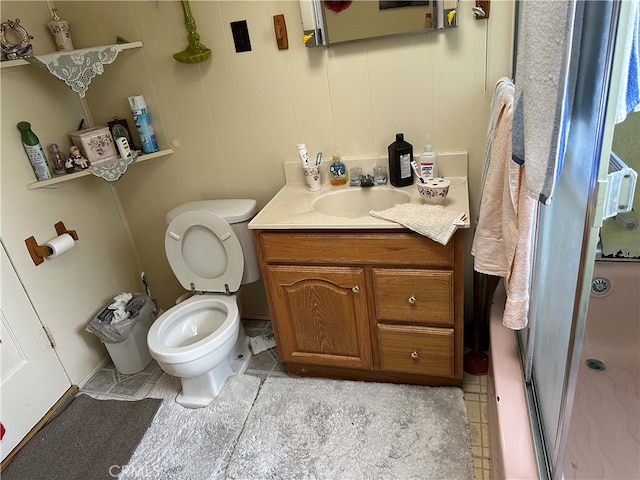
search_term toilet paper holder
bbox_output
[25,221,78,266]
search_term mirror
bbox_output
[300,0,458,47]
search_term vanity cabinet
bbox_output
[254,229,465,386]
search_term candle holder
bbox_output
[173,1,211,64]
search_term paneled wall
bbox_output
[64,0,514,316]
[1,3,141,384]
[2,0,513,382]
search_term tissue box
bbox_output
[69,127,119,164]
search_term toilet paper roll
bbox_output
[44,233,75,259]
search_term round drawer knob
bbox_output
[352,285,360,294]
[411,351,419,359]
[408,295,416,304]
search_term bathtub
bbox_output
[487,261,640,480]
[562,260,640,479]
[487,280,538,480]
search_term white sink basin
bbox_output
[311,188,412,218]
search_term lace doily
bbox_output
[27,44,124,97]
[87,152,137,182]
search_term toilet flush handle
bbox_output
[169,231,180,240]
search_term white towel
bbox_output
[369,204,465,246]
[615,0,640,124]
[472,80,536,330]
[511,0,578,205]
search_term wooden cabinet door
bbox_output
[265,265,372,369]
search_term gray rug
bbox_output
[120,373,261,480]
[226,377,474,479]
[2,394,161,480]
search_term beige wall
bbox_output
[2,0,514,381]
[1,2,141,384]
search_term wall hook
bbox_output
[473,1,490,19]
[25,221,78,266]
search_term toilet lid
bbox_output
[165,210,244,293]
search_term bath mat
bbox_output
[120,373,261,480]
[2,394,161,480]
[226,376,474,479]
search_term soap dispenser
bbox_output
[419,135,438,179]
[328,152,347,186]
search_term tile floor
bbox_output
[80,319,491,480]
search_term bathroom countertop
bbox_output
[248,154,471,231]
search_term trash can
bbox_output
[86,293,158,374]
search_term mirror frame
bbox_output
[301,0,459,47]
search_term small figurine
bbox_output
[64,156,75,173]
[69,145,90,169]
[47,143,67,175]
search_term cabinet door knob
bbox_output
[408,295,416,304]
[352,285,360,294]
[411,351,419,359]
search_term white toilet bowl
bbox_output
[147,199,261,408]
[147,294,250,408]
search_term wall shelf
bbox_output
[26,148,174,190]
[0,41,143,69]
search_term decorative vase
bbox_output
[47,8,74,51]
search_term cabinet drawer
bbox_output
[378,324,454,377]
[257,231,453,267]
[373,269,454,327]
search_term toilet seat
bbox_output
[165,210,244,293]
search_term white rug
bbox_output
[119,373,260,480]
[226,377,474,480]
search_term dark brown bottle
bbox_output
[388,133,414,187]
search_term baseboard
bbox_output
[77,356,111,389]
[241,314,271,321]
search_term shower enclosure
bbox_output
[515,1,639,479]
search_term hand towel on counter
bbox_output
[615,0,640,125]
[472,79,537,330]
[369,204,465,246]
[511,0,579,205]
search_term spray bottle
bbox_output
[128,95,159,154]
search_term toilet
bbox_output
[147,199,261,408]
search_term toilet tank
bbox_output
[166,200,261,285]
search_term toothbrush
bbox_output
[316,152,323,166]
[410,160,425,183]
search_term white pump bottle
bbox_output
[419,135,437,179]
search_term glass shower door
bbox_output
[517,1,627,478]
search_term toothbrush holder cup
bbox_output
[303,165,321,191]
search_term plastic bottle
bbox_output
[17,122,53,180]
[297,143,310,166]
[128,95,159,154]
[328,153,347,186]
[47,143,68,175]
[419,135,437,179]
[388,133,413,187]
